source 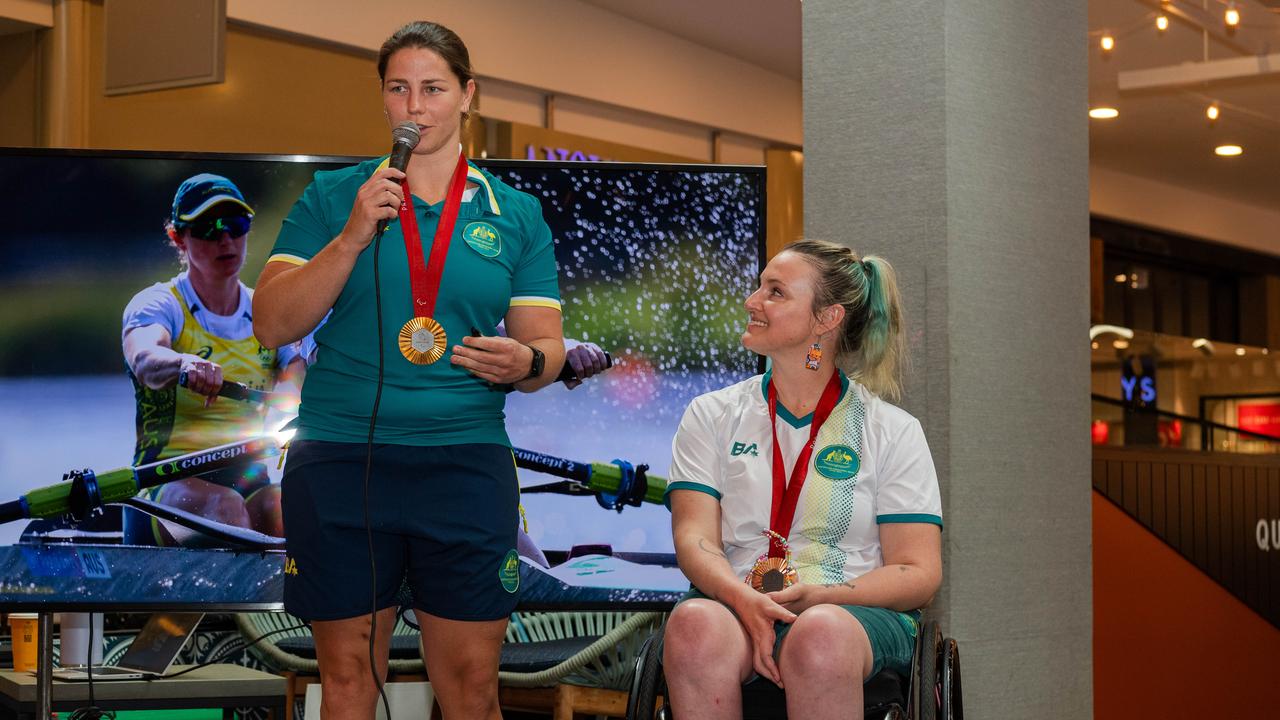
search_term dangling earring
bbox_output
[805,342,823,371]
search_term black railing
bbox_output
[1092,394,1280,448]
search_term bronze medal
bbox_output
[748,556,797,593]
[399,316,447,365]
[747,373,845,594]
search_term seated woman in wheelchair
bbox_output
[663,240,942,720]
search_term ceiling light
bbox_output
[1156,14,1169,32]
[1206,103,1220,122]
[1091,341,1100,350]
[1089,107,1119,119]
[1100,34,1115,53]
[1235,347,1247,356]
[1114,339,1130,350]
[1215,144,1243,156]
[1225,4,1240,28]
[1114,273,1127,283]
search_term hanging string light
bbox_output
[1206,102,1220,123]
[1100,32,1115,54]
[1156,14,1170,32]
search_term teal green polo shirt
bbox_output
[268,156,561,447]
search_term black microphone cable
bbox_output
[66,612,115,720]
[365,220,392,720]
[362,120,417,720]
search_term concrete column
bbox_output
[803,2,1092,716]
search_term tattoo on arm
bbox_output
[821,580,857,590]
[697,538,727,560]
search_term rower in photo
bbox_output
[121,173,307,546]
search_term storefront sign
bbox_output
[1237,402,1280,439]
[1120,355,1156,406]
[1257,518,1280,551]
[525,145,603,162]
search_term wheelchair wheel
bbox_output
[626,625,666,720]
[911,620,941,720]
[940,637,962,720]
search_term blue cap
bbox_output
[171,174,254,226]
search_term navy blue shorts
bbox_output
[281,440,521,622]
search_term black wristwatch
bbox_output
[523,344,545,381]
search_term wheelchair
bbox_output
[625,617,962,720]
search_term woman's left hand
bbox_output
[766,583,833,614]
[451,335,533,384]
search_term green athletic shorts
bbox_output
[679,587,920,679]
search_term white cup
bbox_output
[59,612,104,667]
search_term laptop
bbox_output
[52,612,203,681]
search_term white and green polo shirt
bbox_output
[665,371,942,584]
[267,155,561,447]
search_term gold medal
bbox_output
[399,316,447,365]
[748,556,797,593]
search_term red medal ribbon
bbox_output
[766,371,844,558]
[398,153,470,319]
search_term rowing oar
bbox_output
[512,448,667,512]
[0,436,278,525]
[196,379,667,512]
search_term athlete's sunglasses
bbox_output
[187,214,252,241]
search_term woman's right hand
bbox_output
[178,354,224,407]
[728,588,796,686]
[340,167,406,251]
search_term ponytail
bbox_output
[849,255,905,401]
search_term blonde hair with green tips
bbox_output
[782,239,907,401]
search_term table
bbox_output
[0,664,286,720]
[0,543,688,717]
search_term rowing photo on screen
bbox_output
[117,172,307,547]
[0,148,763,562]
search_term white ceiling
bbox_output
[584,0,1278,213]
[1088,0,1280,210]
[579,0,802,79]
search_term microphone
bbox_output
[377,121,420,235]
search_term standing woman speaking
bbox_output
[253,21,564,720]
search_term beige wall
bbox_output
[6,1,789,164]
[0,30,39,146]
[85,10,386,155]
[226,0,801,149]
[0,0,52,28]
[1091,164,1280,257]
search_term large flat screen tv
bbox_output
[0,148,765,552]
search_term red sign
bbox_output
[1237,403,1280,439]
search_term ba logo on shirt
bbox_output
[463,221,501,258]
[815,444,859,480]
[731,442,759,457]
